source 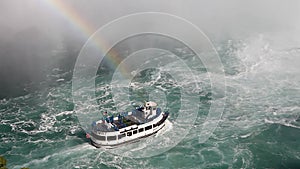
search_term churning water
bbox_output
[0,34,299,169]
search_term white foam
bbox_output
[12,143,96,169]
[56,78,65,82]
[56,111,74,116]
[240,132,252,139]
[156,119,173,137]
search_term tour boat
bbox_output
[88,101,169,148]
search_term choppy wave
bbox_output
[0,34,299,168]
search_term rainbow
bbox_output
[43,0,128,76]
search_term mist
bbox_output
[0,0,299,98]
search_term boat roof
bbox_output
[145,101,157,107]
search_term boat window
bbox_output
[145,125,152,131]
[91,132,106,141]
[133,130,137,134]
[107,136,116,141]
[127,132,132,136]
[138,128,144,132]
[118,133,126,140]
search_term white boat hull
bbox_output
[90,112,169,148]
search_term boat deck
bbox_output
[92,108,162,132]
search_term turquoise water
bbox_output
[1,36,300,169]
